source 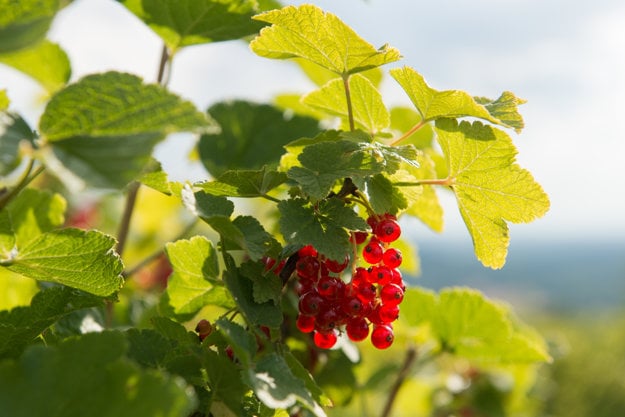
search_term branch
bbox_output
[380,346,417,417]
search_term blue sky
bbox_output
[2,0,624,244]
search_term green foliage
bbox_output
[118,0,265,52]
[0,40,70,93]
[0,2,554,417]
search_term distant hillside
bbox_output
[408,237,625,312]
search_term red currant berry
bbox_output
[375,218,401,243]
[380,283,405,305]
[378,303,400,323]
[382,248,402,268]
[298,291,325,316]
[317,276,343,298]
[296,314,315,333]
[346,317,370,342]
[313,330,338,349]
[298,245,318,257]
[366,215,380,230]
[390,268,405,290]
[296,256,320,280]
[368,265,392,285]
[341,296,364,316]
[356,283,377,303]
[351,231,368,245]
[195,319,212,341]
[315,307,342,331]
[325,255,349,273]
[362,240,384,264]
[371,324,394,349]
[351,267,369,287]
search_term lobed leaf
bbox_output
[195,167,287,199]
[390,66,525,131]
[3,228,124,296]
[0,286,103,359]
[0,331,197,417]
[278,198,367,261]
[198,100,320,177]
[399,153,444,232]
[119,0,265,52]
[6,188,66,247]
[164,236,233,315]
[302,74,390,135]
[0,40,70,93]
[251,4,400,75]
[435,119,549,268]
[401,287,551,363]
[294,57,383,88]
[39,72,214,189]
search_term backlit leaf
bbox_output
[294,58,383,88]
[251,4,400,75]
[391,66,524,131]
[3,228,124,296]
[0,90,8,110]
[119,0,265,52]
[302,74,389,135]
[0,40,70,93]
[435,119,549,268]
[6,188,66,247]
[0,112,36,175]
[164,236,233,315]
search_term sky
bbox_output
[2,0,624,245]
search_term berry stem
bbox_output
[380,346,417,417]
[0,159,44,211]
[342,73,356,131]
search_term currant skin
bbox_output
[288,212,405,350]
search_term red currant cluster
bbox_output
[294,214,405,350]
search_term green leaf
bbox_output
[215,317,256,366]
[0,40,70,93]
[401,287,551,363]
[0,112,36,175]
[283,351,333,408]
[119,0,265,52]
[138,159,183,196]
[475,91,527,133]
[390,66,524,131]
[287,138,419,200]
[3,228,124,296]
[198,100,320,177]
[183,189,234,220]
[125,328,172,368]
[240,259,282,305]
[0,89,8,110]
[223,264,282,328]
[302,75,389,135]
[0,331,197,417]
[0,269,39,311]
[294,57,383,88]
[435,119,549,268]
[39,71,214,188]
[0,0,59,53]
[251,4,400,76]
[0,209,15,259]
[195,167,287,199]
[0,286,103,359]
[245,352,327,417]
[365,173,409,216]
[400,153,444,232]
[6,188,66,247]
[202,349,248,416]
[278,198,367,261]
[164,236,233,315]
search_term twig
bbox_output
[380,346,418,417]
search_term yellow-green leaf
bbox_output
[0,90,8,111]
[302,74,389,135]
[250,4,401,75]
[435,119,549,268]
[0,40,70,93]
[390,66,525,131]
